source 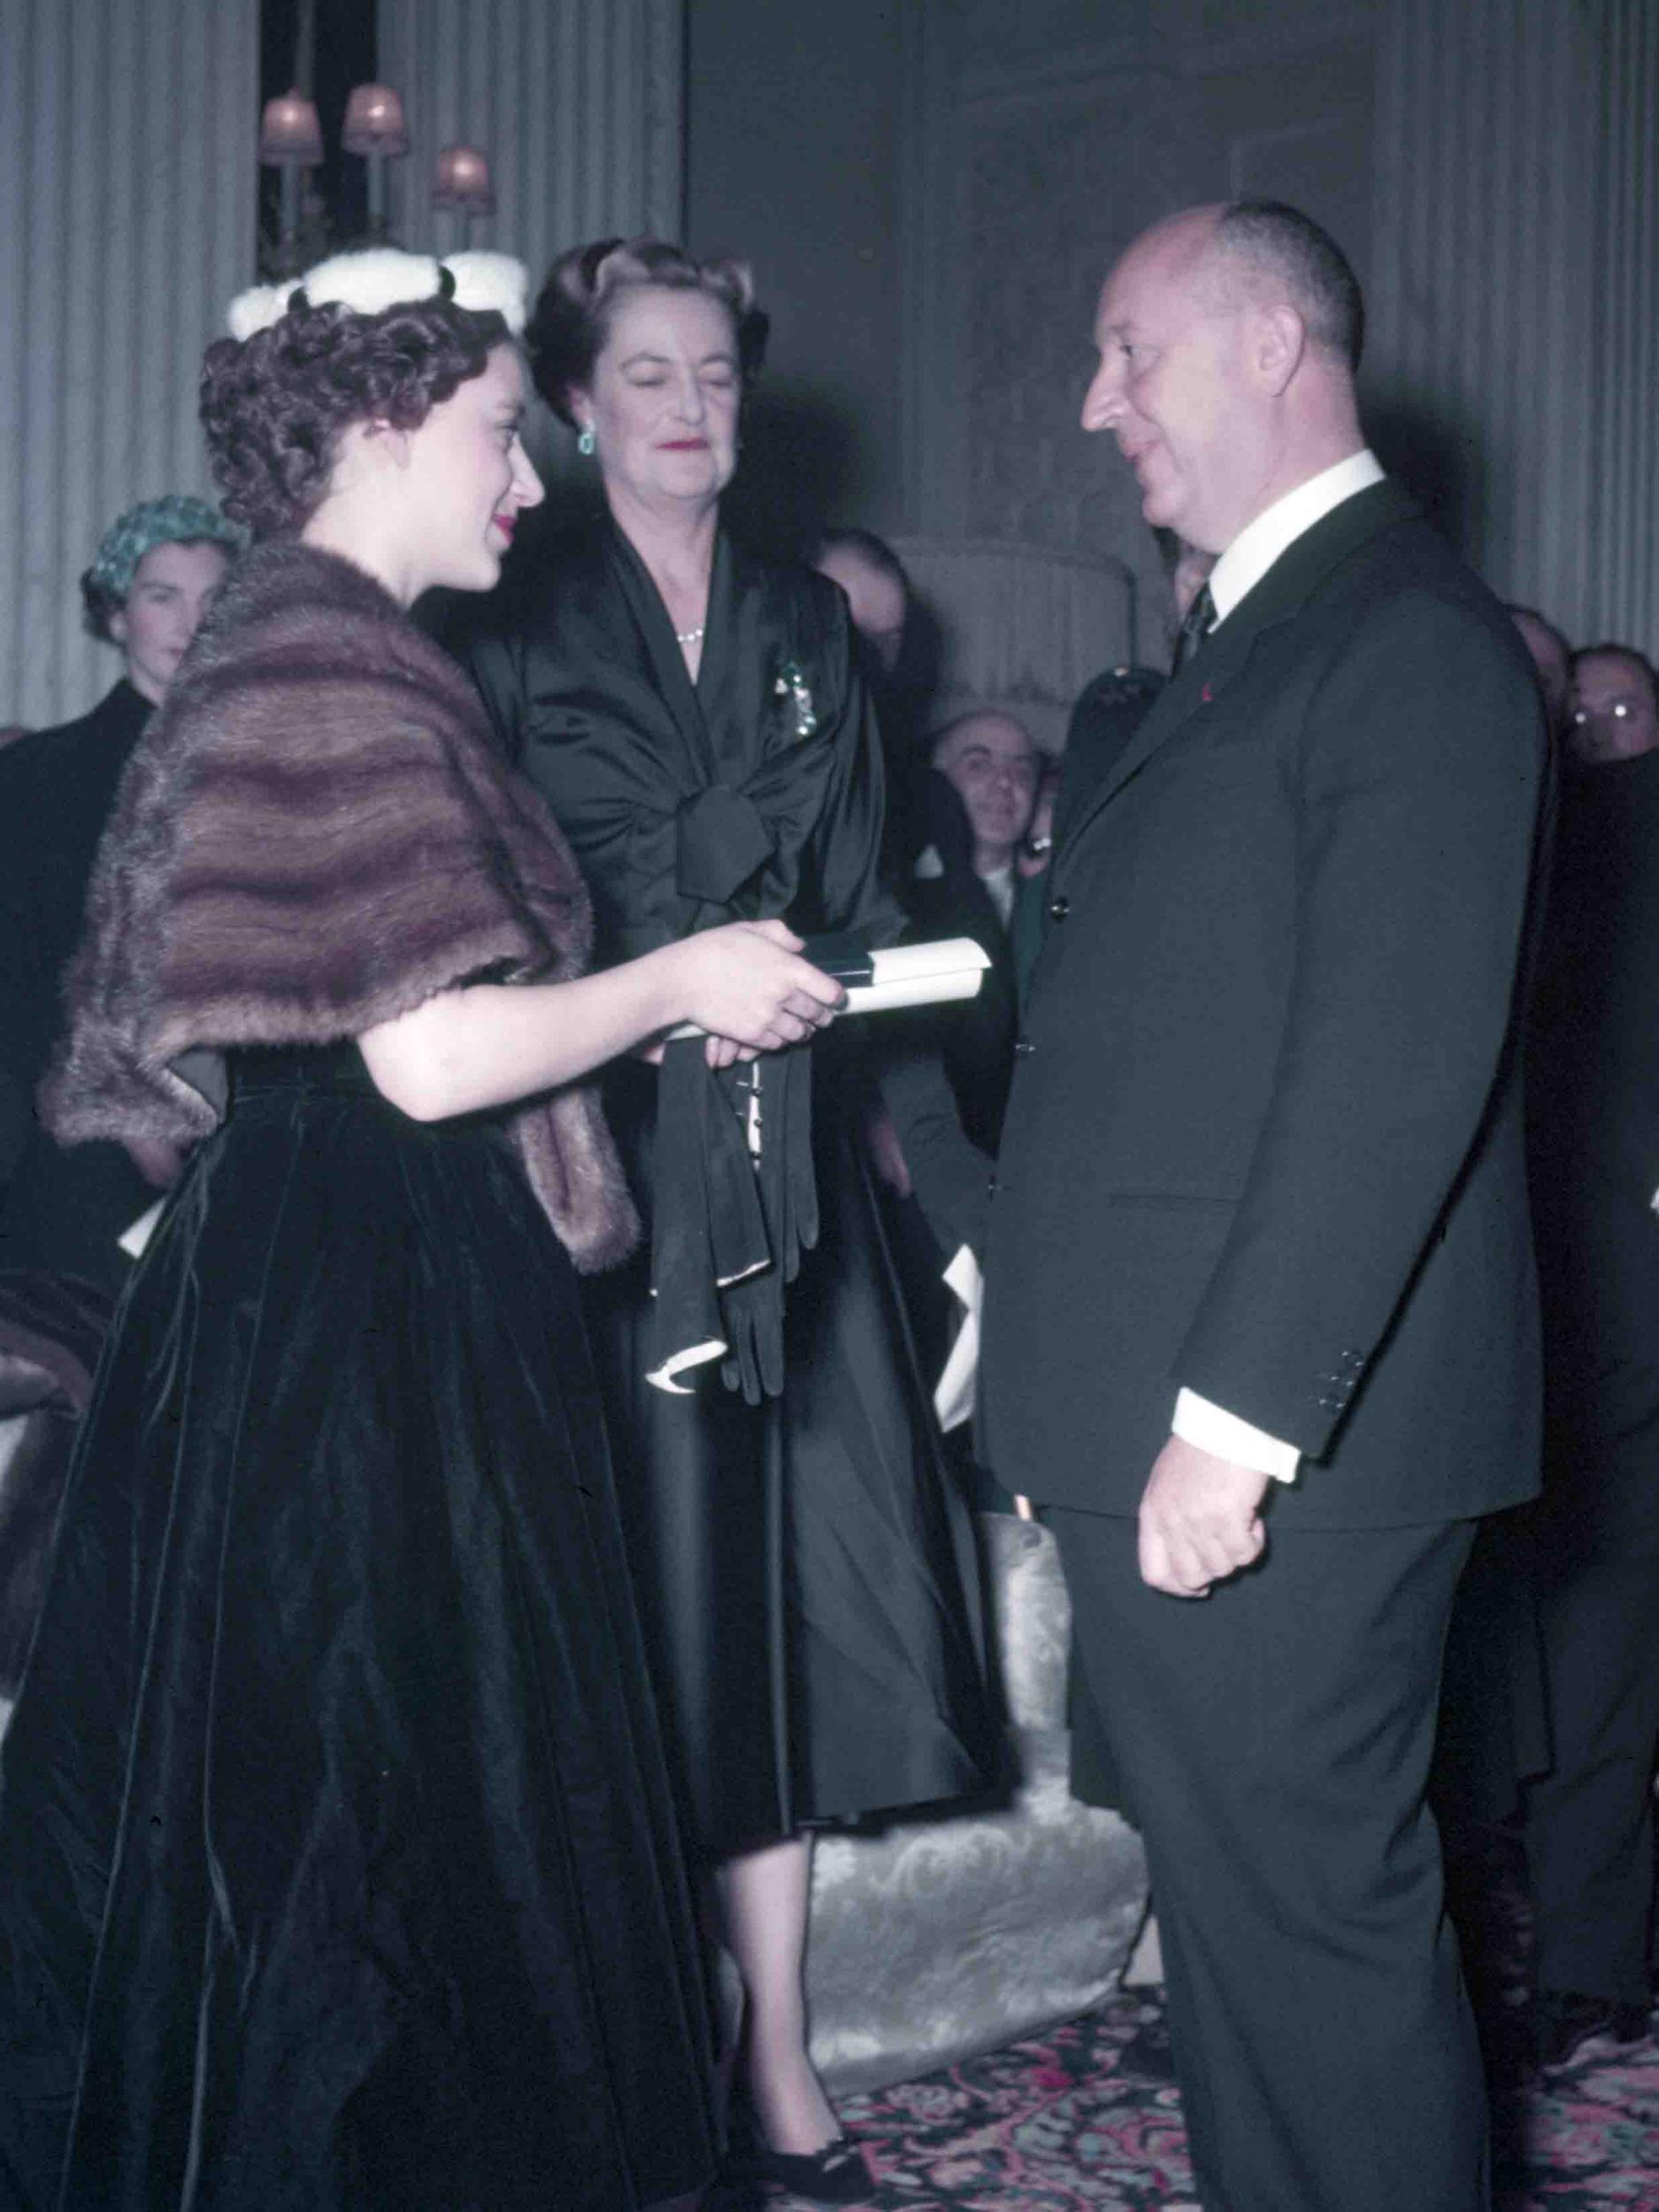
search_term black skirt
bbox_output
[0,1047,715,2211]
[588,1048,1000,1859]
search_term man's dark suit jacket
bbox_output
[1529,750,1659,1423]
[0,680,155,1290]
[902,774,1022,1159]
[980,480,1548,1529]
[1054,662,1165,856]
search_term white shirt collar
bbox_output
[1206,449,1386,626]
[980,862,1017,926]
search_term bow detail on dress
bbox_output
[673,784,777,903]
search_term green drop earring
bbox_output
[577,423,595,457]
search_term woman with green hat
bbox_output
[0,495,241,1288]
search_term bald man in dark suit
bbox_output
[980,201,1546,2212]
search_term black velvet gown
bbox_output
[0,1046,715,2211]
[468,520,999,1855]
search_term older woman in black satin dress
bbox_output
[466,240,998,2202]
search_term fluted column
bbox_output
[377,0,685,277]
[0,0,257,729]
[1371,0,1659,651]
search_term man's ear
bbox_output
[1253,303,1306,396]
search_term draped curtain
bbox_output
[376,0,685,478]
[0,0,685,729]
[0,0,258,730]
[1587,2,1658,652]
[1369,0,1659,648]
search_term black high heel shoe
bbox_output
[723,2134,872,2204]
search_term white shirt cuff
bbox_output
[933,1245,981,1434]
[1172,1387,1301,1483]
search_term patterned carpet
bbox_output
[720,1830,1659,2212]
[731,1987,1659,2209]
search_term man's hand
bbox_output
[1138,1434,1269,1598]
[862,1099,914,1197]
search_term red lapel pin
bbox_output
[1202,681,1214,703]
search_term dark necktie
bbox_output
[1172,582,1217,673]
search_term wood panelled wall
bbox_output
[0,0,258,728]
[902,2,1380,659]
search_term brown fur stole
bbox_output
[41,539,639,1271]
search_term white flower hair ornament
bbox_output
[226,249,527,341]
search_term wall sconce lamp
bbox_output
[341,83,411,241]
[433,145,497,246]
[257,88,324,260]
[258,84,492,276]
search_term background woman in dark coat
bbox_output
[0,495,240,1290]
[466,239,999,2200]
[0,247,843,2212]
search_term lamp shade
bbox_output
[341,84,410,157]
[258,89,323,166]
[432,144,496,216]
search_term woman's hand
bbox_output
[126,1135,187,1189]
[360,922,842,1121]
[664,918,845,1066]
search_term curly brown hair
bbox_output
[526,238,768,426]
[200,295,510,538]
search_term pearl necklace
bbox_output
[675,624,705,647]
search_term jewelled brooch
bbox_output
[774,659,818,739]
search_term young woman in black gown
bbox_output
[0,249,845,2212]
[465,241,1001,2200]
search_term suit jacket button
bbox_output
[1048,895,1070,923]
[1014,1038,1034,1056]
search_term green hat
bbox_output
[85,495,242,605]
